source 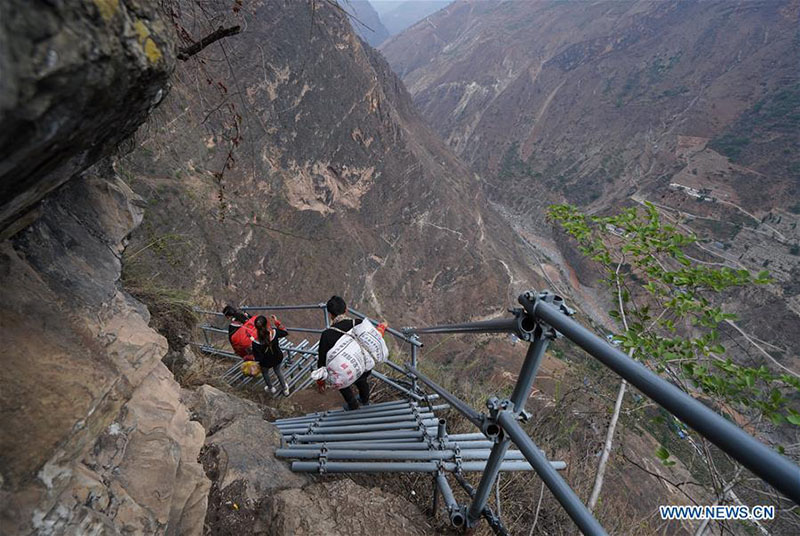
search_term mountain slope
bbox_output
[381,0,800,356]
[122,0,540,332]
[381,0,799,212]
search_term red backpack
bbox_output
[230,316,258,360]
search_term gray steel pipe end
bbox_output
[450,507,466,528]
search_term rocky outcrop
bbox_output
[185,385,307,501]
[183,385,435,536]
[0,0,174,238]
[264,480,436,536]
[0,166,209,534]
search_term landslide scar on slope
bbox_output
[284,161,376,214]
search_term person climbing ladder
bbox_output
[315,296,388,410]
[252,315,291,396]
[223,305,256,359]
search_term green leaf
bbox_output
[655,446,670,461]
[787,410,800,426]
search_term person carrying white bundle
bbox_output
[314,295,388,411]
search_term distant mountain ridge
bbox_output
[371,0,452,35]
[346,0,390,46]
[381,0,799,211]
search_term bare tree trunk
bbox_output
[588,261,632,513]
[588,376,628,512]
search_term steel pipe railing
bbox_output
[349,307,423,347]
[193,308,225,317]
[524,293,800,504]
[241,304,326,311]
[284,327,325,334]
[200,325,228,334]
[406,366,483,428]
[371,371,424,401]
[403,315,534,338]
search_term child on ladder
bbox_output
[252,315,291,396]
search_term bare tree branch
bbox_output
[177,25,241,60]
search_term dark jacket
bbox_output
[252,327,288,368]
[318,318,363,368]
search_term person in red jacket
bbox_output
[252,315,290,396]
[222,305,250,345]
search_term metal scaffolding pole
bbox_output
[276,407,438,426]
[279,419,439,436]
[287,429,437,443]
[275,448,564,465]
[406,366,484,428]
[291,460,537,473]
[525,293,800,504]
[467,333,552,525]
[276,400,419,422]
[499,411,606,536]
[284,440,498,451]
[274,412,439,430]
[436,473,465,527]
[241,304,326,311]
[453,472,508,536]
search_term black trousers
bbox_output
[339,370,371,410]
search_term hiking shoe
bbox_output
[283,386,290,396]
[358,397,370,407]
[266,386,277,395]
[342,403,358,411]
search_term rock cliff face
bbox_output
[0,0,174,238]
[0,1,539,533]
[0,168,210,534]
[0,2,211,534]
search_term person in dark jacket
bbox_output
[252,315,290,395]
[222,305,250,343]
[318,295,370,411]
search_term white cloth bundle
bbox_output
[326,320,389,389]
